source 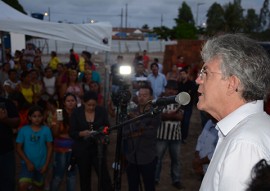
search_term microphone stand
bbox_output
[110,106,163,191]
[85,129,110,191]
[97,135,104,191]
[109,107,163,132]
[112,102,128,191]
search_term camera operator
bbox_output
[123,85,161,191]
[131,62,149,104]
[110,55,124,94]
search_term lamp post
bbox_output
[44,7,50,21]
[196,2,204,26]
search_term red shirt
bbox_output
[176,62,187,70]
[143,55,150,69]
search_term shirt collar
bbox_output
[217,100,264,137]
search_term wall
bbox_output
[163,40,205,76]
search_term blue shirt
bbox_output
[16,125,53,169]
[78,71,101,83]
[147,73,167,99]
[195,119,218,173]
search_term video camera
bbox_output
[111,65,132,107]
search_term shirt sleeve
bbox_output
[16,127,25,143]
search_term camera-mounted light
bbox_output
[119,65,131,75]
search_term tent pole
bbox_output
[103,51,111,110]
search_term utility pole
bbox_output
[45,7,51,21]
[125,3,128,29]
[120,8,123,29]
[161,14,163,27]
[48,7,51,21]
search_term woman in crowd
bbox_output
[56,63,68,101]
[89,81,104,106]
[30,69,44,104]
[42,67,57,101]
[81,69,93,92]
[48,51,61,73]
[50,93,77,191]
[16,70,35,105]
[69,91,113,191]
[32,55,44,75]
[63,69,83,107]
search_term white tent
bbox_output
[0,1,112,51]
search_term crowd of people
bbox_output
[1,33,270,191]
[0,45,111,191]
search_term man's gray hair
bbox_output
[201,34,270,102]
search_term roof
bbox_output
[0,1,112,51]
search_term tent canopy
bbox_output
[0,1,112,51]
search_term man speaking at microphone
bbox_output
[197,34,270,191]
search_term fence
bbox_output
[28,38,177,54]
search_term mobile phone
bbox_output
[56,109,63,121]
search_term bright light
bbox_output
[202,22,207,28]
[44,12,48,16]
[119,65,131,75]
[90,19,95,23]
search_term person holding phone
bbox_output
[50,93,78,191]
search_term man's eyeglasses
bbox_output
[198,67,222,80]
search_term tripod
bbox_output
[96,134,110,191]
[112,101,129,191]
[110,106,163,191]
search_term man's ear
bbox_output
[227,75,241,94]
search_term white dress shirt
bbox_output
[200,100,270,191]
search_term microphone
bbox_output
[152,92,190,106]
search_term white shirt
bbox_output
[200,100,270,191]
[43,76,56,95]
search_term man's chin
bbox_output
[196,102,204,111]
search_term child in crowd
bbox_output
[16,105,53,191]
